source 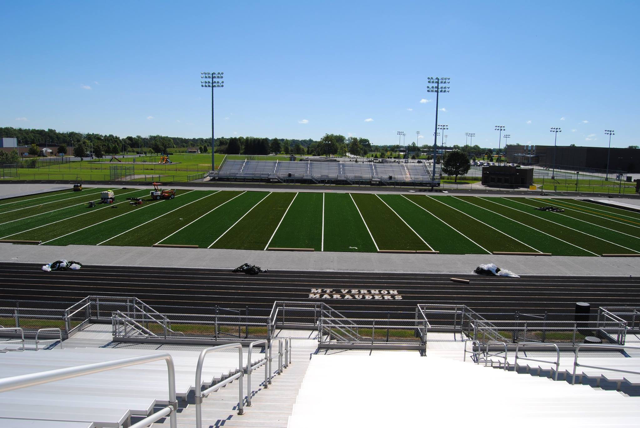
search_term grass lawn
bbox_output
[0,188,109,222]
[486,197,638,254]
[553,199,640,222]
[379,194,486,254]
[456,196,593,256]
[162,191,268,248]
[323,193,377,253]
[351,193,430,251]
[0,189,89,210]
[211,192,296,250]
[406,195,532,253]
[268,192,323,250]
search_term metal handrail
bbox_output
[195,343,245,428]
[246,340,268,407]
[572,344,640,385]
[0,353,177,428]
[483,340,508,370]
[35,328,63,351]
[113,311,158,337]
[0,327,25,351]
[514,342,560,381]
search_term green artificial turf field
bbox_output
[2,187,639,256]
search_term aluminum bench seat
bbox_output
[0,418,94,428]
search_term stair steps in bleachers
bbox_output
[288,352,640,428]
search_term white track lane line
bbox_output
[401,195,491,254]
[375,194,433,251]
[453,196,599,257]
[484,197,640,254]
[0,190,105,215]
[264,193,299,250]
[544,198,640,228]
[523,199,640,239]
[349,193,379,252]
[40,191,194,245]
[321,193,325,252]
[0,191,109,226]
[98,192,213,246]
[207,193,272,249]
[0,189,143,240]
[154,191,246,246]
[426,195,542,253]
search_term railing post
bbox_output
[386,313,390,343]
[371,320,376,345]
[14,308,19,328]
[97,297,100,320]
[164,318,168,340]
[268,339,273,384]
[245,306,249,339]
[215,306,219,340]
[64,309,70,333]
[278,340,283,374]
[542,311,547,343]
[572,323,577,346]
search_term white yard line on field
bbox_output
[0,189,143,240]
[484,197,640,254]
[401,195,491,254]
[207,193,272,249]
[0,189,95,208]
[264,193,299,250]
[426,195,542,253]
[349,193,379,252]
[375,194,433,251]
[453,196,599,257]
[154,191,245,246]
[98,192,213,246]
[0,190,104,216]
[321,193,325,252]
[543,199,640,229]
[549,198,640,223]
[39,191,194,245]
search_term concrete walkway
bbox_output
[1,243,640,277]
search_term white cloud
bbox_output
[176,120,181,123]
[439,108,446,112]
[146,116,154,120]
[81,84,91,90]
[94,81,100,85]
[224,117,230,121]
[587,133,596,137]
[526,141,532,144]
[407,108,413,111]
[560,117,565,121]
[583,120,589,124]
[572,129,577,132]
[15,117,27,121]
[585,133,597,141]
[420,99,430,104]
[526,120,532,124]
[364,118,373,122]
[418,135,424,139]
[298,119,309,124]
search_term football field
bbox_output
[1,187,639,256]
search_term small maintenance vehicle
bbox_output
[73,183,83,191]
[150,182,176,200]
[101,190,115,204]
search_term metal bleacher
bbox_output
[216,159,439,186]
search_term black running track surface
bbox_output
[1,263,639,320]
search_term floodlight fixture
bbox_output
[550,127,562,179]
[605,129,615,181]
[201,71,225,170]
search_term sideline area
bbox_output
[1,243,640,276]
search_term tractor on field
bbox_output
[100,190,115,204]
[150,182,176,200]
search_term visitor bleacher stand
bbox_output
[214,158,440,186]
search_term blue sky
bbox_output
[1,0,639,149]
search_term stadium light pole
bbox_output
[495,126,505,163]
[397,131,405,157]
[427,77,450,183]
[502,134,510,164]
[550,127,562,180]
[605,130,615,181]
[438,124,448,156]
[201,72,224,171]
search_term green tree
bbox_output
[57,144,67,157]
[28,144,39,156]
[348,137,364,156]
[442,151,471,183]
[270,139,281,154]
[227,139,241,154]
[73,143,87,159]
[94,144,104,159]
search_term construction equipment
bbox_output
[127,197,143,206]
[150,182,175,200]
[100,190,115,204]
[73,184,83,191]
[159,155,171,164]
